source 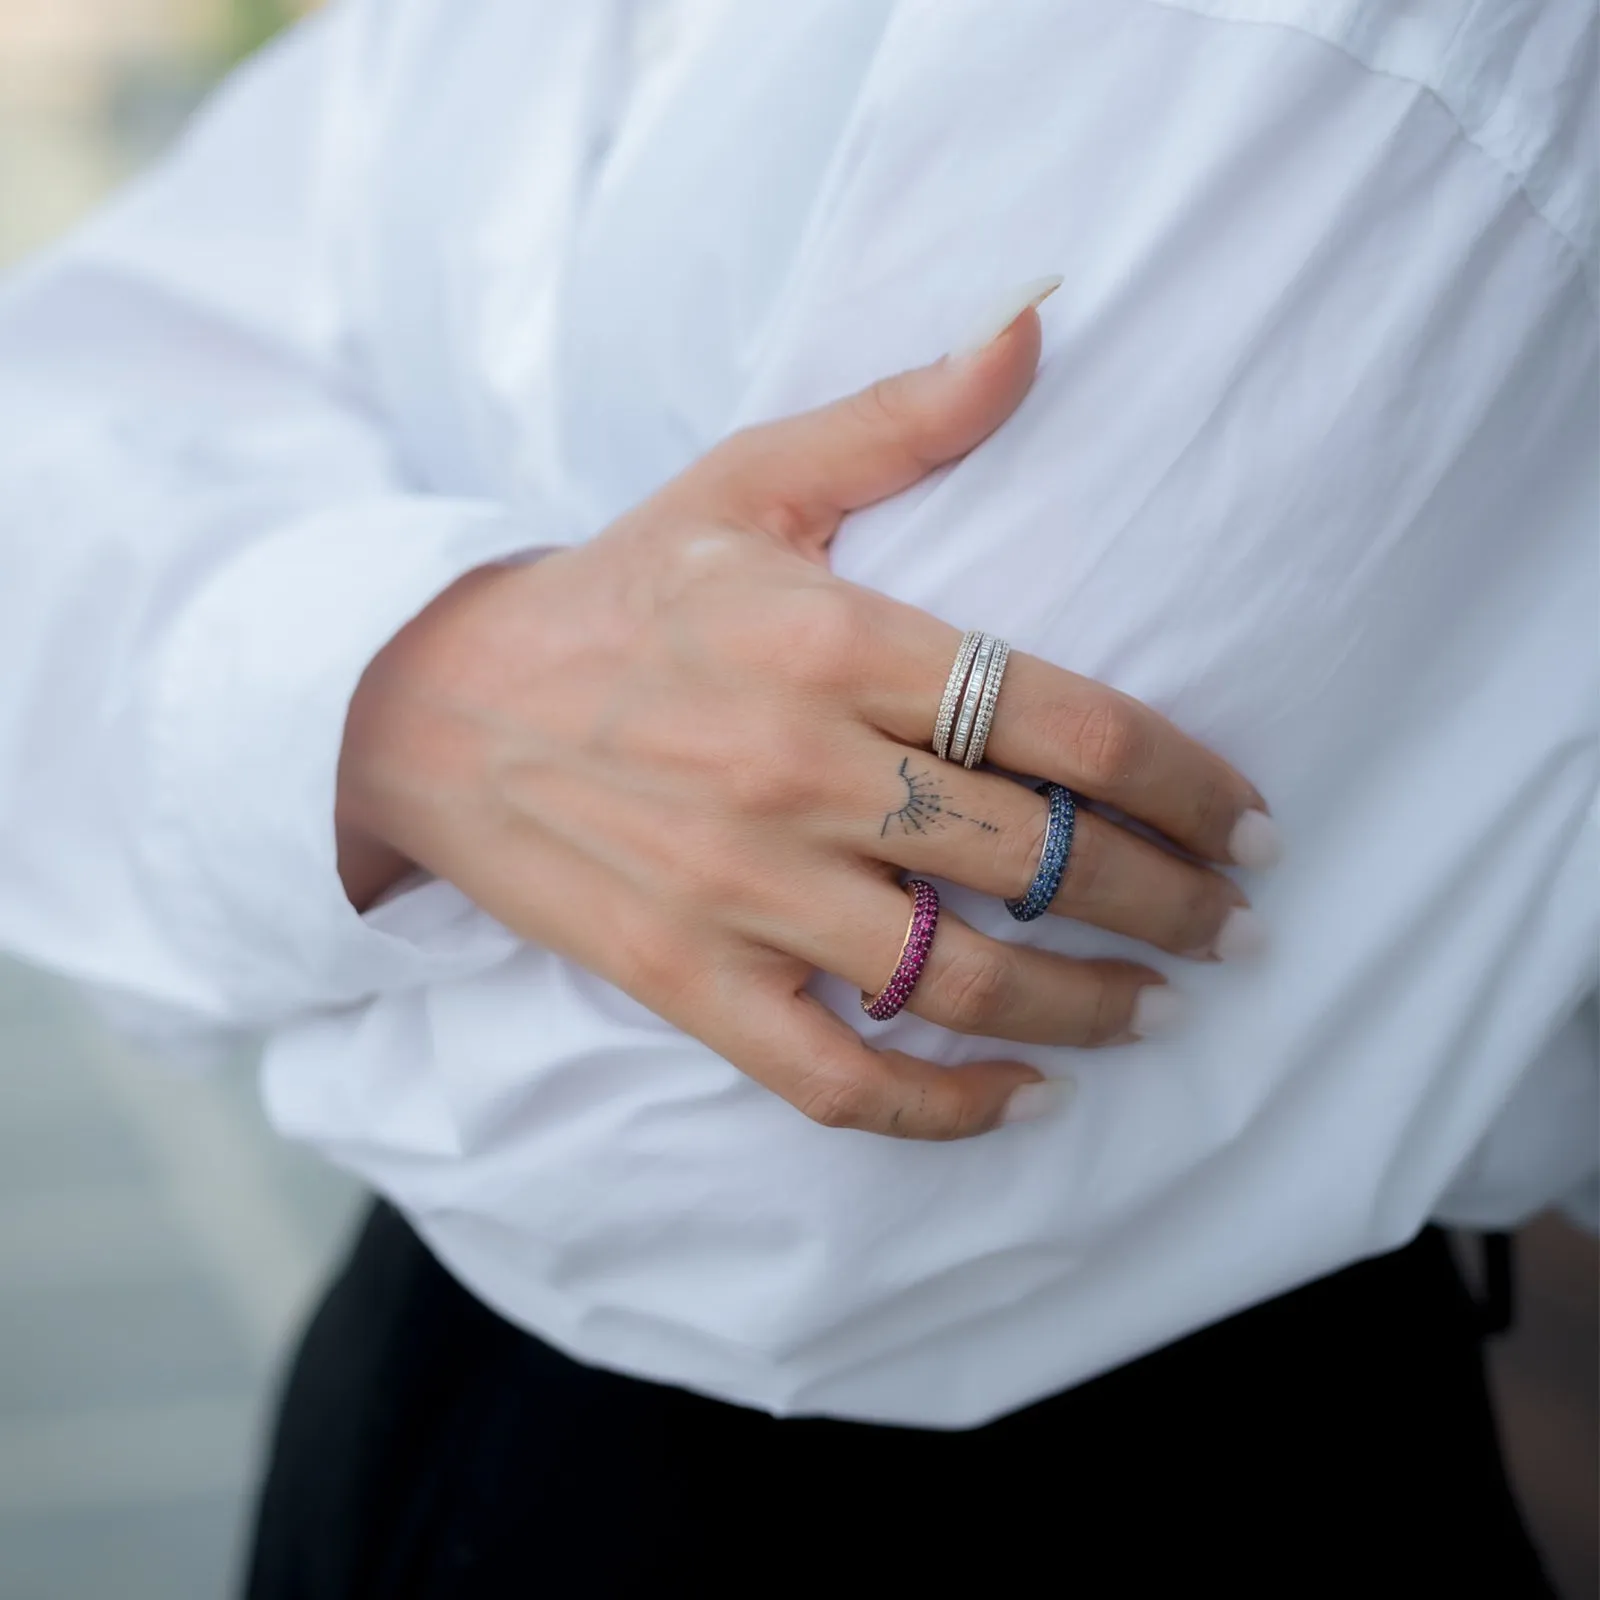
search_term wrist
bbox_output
[333,564,485,912]
[334,558,535,912]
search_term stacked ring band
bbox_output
[862,878,941,1021]
[932,631,983,761]
[963,638,1009,769]
[948,634,997,765]
[933,629,1012,768]
[1005,781,1077,922]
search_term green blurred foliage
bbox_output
[222,0,308,66]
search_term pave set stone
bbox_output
[861,878,941,1021]
[935,629,1011,770]
[1005,781,1077,922]
[932,631,983,762]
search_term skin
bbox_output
[335,308,1268,1140]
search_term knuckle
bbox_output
[921,1089,984,1142]
[936,948,1015,1035]
[1086,969,1134,1046]
[673,824,755,914]
[1187,774,1229,849]
[610,922,693,1003]
[1066,699,1145,789]
[848,377,946,472]
[754,495,815,550]
[851,376,914,439]
[690,426,763,508]
[794,1065,870,1131]
[874,1053,984,1142]
[704,422,771,481]
[1175,873,1224,952]
[669,706,798,821]
[720,722,805,816]
[778,586,870,689]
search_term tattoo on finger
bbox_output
[881,757,999,838]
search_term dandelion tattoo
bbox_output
[881,757,999,838]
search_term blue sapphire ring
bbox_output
[1005,781,1077,922]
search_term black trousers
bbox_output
[245,1202,1556,1598]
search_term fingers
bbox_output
[422,772,1068,1142]
[856,603,1275,867]
[695,292,1052,556]
[907,905,1166,1048]
[857,745,1252,958]
[704,983,1047,1140]
[981,654,1276,866]
[775,874,1167,1049]
[591,895,1061,1142]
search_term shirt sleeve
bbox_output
[0,10,534,1044]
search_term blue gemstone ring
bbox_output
[1005,781,1077,922]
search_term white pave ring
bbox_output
[932,630,983,761]
[962,637,1009,769]
[948,634,996,765]
[935,630,1012,767]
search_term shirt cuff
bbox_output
[140,494,540,1024]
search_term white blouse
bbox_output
[0,0,1594,1425]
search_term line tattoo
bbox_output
[881,757,1000,838]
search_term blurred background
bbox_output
[0,0,313,262]
[0,3,1594,1598]
[1,13,359,1599]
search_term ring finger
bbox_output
[847,738,1254,959]
[773,870,1169,1047]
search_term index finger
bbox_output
[859,601,1277,867]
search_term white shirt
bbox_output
[0,0,1594,1425]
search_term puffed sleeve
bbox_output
[0,7,533,1047]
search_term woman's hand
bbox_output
[336,302,1274,1139]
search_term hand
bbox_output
[336,303,1273,1139]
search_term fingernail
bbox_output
[1130,984,1186,1039]
[1229,809,1283,871]
[951,274,1064,358]
[1213,907,1268,963]
[1001,1077,1073,1126]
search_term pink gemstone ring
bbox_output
[861,878,941,1022]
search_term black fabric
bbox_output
[245,1201,1556,1598]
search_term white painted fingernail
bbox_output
[1001,1077,1073,1126]
[1214,907,1268,963]
[1229,809,1283,870]
[951,274,1064,357]
[1131,985,1186,1039]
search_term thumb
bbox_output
[708,275,1061,555]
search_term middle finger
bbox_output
[853,599,1272,866]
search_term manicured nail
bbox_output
[951,274,1064,358]
[1229,809,1283,870]
[1213,907,1268,963]
[1001,1077,1073,1126]
[1130,985,1186,1039]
